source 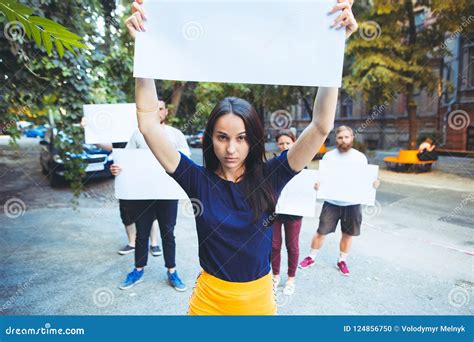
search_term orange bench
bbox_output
[314,144,328,160]
[384,149,435,173]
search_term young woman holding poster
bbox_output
[125,0,358,315]
[271,130,304,296]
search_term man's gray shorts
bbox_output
[317,202,362,236]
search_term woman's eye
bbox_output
[218,135,227,141]
[237,136,246,141]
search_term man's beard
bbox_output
[336,140,353,152]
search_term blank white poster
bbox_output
[276,169,319,217]
[317,161,379,206]
[134,0,346,87]
[83,103,137,144]
[113,149,188,200]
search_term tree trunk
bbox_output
[406,87,418,149]
[405,1,418,149]
[169,81,187,117]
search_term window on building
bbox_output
[467,127,474,151]
[414,9,426,29]
[469,46,474,88]
[340,94,353,118]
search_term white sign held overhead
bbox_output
[134,0,346,87]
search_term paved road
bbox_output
[0,137,472,315]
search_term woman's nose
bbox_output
[227,142,236,154]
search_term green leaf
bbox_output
[62,41,77,56]
[8,2,34,16]
[41,30,52,55]
[0,4,17,23]
[55,39,64,58]
[30,24,41,47]
[60,39,88,49]
[29,16,81,39]
[16,15,31,39]
[49,31,85,44]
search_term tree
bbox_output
[344,0,473,148]
[0,0,86,57]
[0,0,120,199]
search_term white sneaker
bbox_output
[272,277,280,293]
[283,281,295,295]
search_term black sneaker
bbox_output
[118,245,135,255]
[150,245,162,257]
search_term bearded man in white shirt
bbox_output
[298,125,380,276]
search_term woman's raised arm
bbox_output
[287,87,338,172]
[126,0,181,173]
[287,0,357,172]
[135,79,181,173]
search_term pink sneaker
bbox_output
[337,261,350,276]
[298,256,315,269]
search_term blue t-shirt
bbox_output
[168,150,299,282]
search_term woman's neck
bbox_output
[216,164,245,183]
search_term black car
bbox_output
[188,130,205,148]
[39,128,113,187]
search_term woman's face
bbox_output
[277,135,294,152]
[212,113,249,171]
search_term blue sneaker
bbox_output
[119,268,144,290]
[167,270,187,292]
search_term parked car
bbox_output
[39,128,113,187]
[24,125,47,138]
[17,121,33,131]
[188,130,205,148]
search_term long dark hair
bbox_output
[203,97,276,221]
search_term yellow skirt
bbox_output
[188,270,277,315]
